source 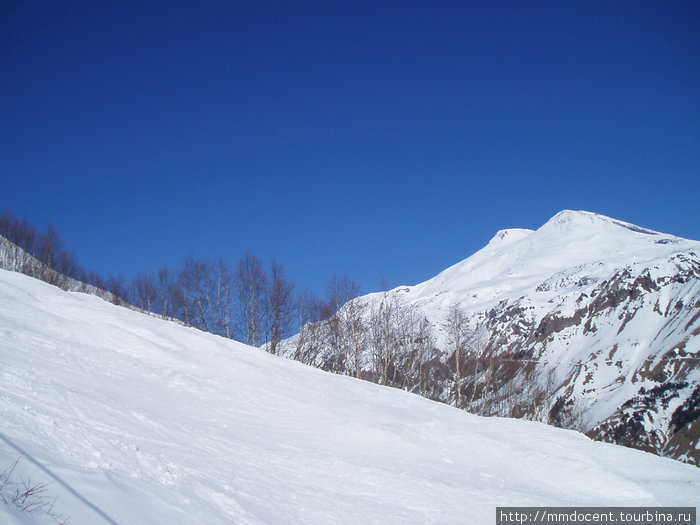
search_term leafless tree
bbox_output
[444,302,468,409]
[107,274,128,306]
[178,256,206,330]
[369,291,402,385]
[265,260,295,354]
[0,212,83,291]
[176,256,234,337]
[35,223,62,285]
[402,306,435,394]
[467,322,489,413]
[156,265,180,319]
[326,275,364,377]
[0,211,37,274]
[235,252,268,346]
[294,289,327,365]
[211,256,233,338]
[133,271,158,312]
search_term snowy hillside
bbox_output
[281,210,700,465]
[375,210,698,322]
[1,269,699,524]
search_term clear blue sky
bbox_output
[2,1,698,297]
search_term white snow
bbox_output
[1,267,698,524]
[405,210,698,313]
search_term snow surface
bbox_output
[400,210,699,313]
[1,268,699,524]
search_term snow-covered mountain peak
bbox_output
[411,210,697,311]
[487,228,534,247]
[546,209,611,226]
[541,209,633,231]
[539,209,667,240]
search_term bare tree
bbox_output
[235,252,268,346]
[175,256,235,337]
[0,211,36,274]
[132,271,158,312]
[400,304,435,394]
[478,354,497,416]
[444,302,468,409]
[369,291,401,385]
[414,314,436,395]
[467,322,489,413]
[35,223,62,284]
[85,271,107,294]
[212,256,234,338]
[294,289,327,365]
[326,275,364,377]
[156,265,180,319]
[0,212,83,291]
[178,256,213,331]
[265,260,295,354]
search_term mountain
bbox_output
[281,210,700,465]
[2,263,699,523]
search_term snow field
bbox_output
[1,268,698,524]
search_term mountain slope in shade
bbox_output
[282,210,700,465]
[1,268,699,524]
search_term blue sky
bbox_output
[2,1,698,297]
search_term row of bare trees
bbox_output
[129,252,297,351]
[0,211,300,350]
[0,210,127,298]
[291,294,575,425]
[291,283,442,398]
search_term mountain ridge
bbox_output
[408,209,695,307]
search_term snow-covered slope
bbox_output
[1,269,699,524]
[385,210,697,317]
[282,210,700,465]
